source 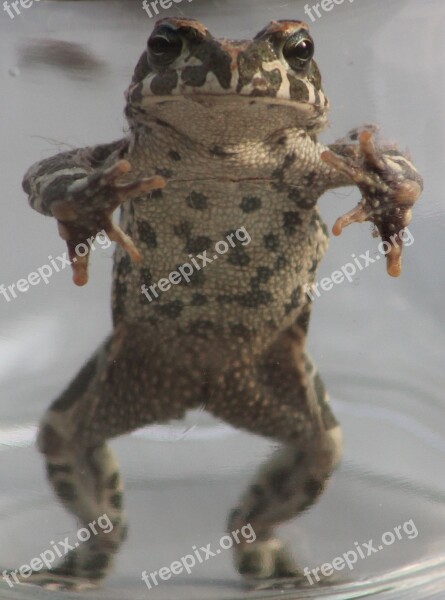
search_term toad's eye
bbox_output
[282,34,314,70]
[148,26,183,66]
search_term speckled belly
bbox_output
[112,180,328,341]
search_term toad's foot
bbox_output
[322,130,423,277]
[235,538,344,591]
[3,545,113,592]
[51,160,165,285]
[235,538,302,583]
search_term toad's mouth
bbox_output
[145,93,327,110]
[126,89,330,134]
[126,82,329,110]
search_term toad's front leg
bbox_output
[322,127,423,276]
[23,142,165,285]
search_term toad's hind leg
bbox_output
[209,323,343,587]
[10,325,199,591]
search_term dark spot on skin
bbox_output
[271,166,284,180]
[236,42,281,96]
[182,65,209,87]
[185,236,212,254]
[288,76,310,101]
[140,267,153,287]
[240,196,261,213]
[230,323,253,341]
[174,264,190,286]
[271,178,288,193]
[55,480,77,503]
[173,220,193,239]
[284,286,302,315]
[305,170,318,186]
[187,269,206,287]
[116,255,132,278]
[245,484,268,521]
[237,290,272,308]
[137,222,157,248]
[209,145,235,157]
[227,246,251,267]
[283,152,296,169]
[283,211,303,236]
[250,265,273,289]
[131,49,151,85]
[273,255,288,271]
[263,233,280,252]
[186,191,208,210]
[150,70,179,95]
[305,478,324,498]
[251,72,282,97]
[168,150,181,161]
[190,293,208,306]
[289,187,317,209]
[308,259,318,275]
[277,135,287,145]
[155,167,173,178]
[295,304,312,334]
[107,472,120,489]
[307,211,320,232]
[183,41,232,90]
[154,300,184,319]
[90,139,129,167]
[110,492,123,510]
[40,174,87,206]
[271,153,296,192]
[288,188,302,205]
[223,228,242,241]
[256,266,273,282]
[268,468,293,500]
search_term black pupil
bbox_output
[283,36,314,66]
[148,28,182,59]
[296,39,312,60]
[150,36,171,55]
